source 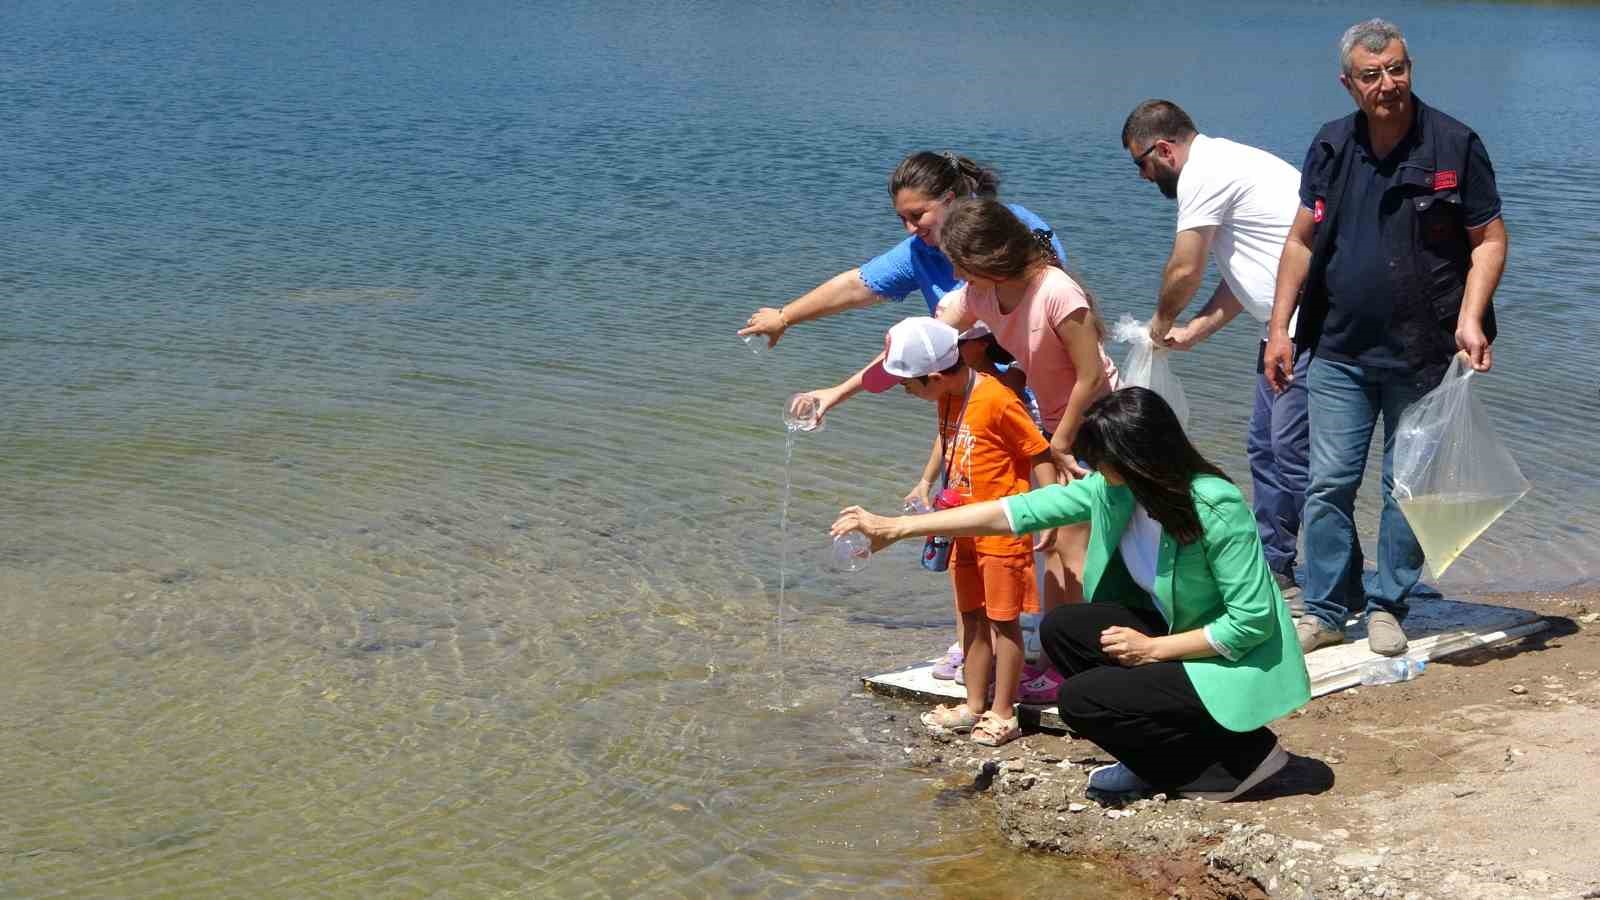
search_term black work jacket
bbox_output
[1298,97,1498,372]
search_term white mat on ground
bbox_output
[862,596,1548,731]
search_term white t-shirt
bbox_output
[1117,501,1238,661]
[1119,503,1164,610]
[1175,134,1301,337]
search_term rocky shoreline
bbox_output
[884,591,1600,899]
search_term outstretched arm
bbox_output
[831,501,1014,553]
[1147,227,1215,344]
[1162,281,1243,350]
[739,269,881,348]
[788,352,883,423]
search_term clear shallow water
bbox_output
[2,0,1598,895]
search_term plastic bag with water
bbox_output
[1112,315,1190,428]
[1392,353,1530,579]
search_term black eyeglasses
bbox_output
[1132,142,1162,168]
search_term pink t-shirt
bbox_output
[942,268,1119,433]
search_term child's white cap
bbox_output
[861,317,961,393]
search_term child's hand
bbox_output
[1051,448,1090,481]
[902,481,932,511]
[789,389,840,425]
[831,506,899,553]
[1032,527,1058,553]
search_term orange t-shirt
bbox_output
[937,372,1050,557]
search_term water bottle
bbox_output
[784,393,824,433]
[903,498,931,515]
[1358,656,1426,686]
[741,334,767,356]
[830,531,871,572]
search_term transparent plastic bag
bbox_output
[1392,353,1530,579]
[1112,315,1190,427]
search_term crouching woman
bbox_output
[833,387,1310,800]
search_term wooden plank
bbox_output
[862,598,1549,733]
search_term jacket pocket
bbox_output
[1413,191,1469,320]
[1414,191,1464,250]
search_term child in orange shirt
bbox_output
[859,317,1058,746]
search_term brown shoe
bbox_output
[1296,618,1345,653]
[1366,611,1409,657]
[1273,570,1306,619]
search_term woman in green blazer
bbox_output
[834,387,1310,800]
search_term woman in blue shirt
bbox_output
[737,151,1066,347]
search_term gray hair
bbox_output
[1339,18,1408,74]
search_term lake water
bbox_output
[3,1,1598,895]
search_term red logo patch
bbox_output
[1433,170,1458,191]
[1313,198,1326,223]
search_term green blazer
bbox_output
[1005,474,1310,732]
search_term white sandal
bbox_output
[970,710,1020,747]
[919,703,978,733]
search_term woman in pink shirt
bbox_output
[936,198,1120,699]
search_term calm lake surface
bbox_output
[3,1,1598,895]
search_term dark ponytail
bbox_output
[889,151,1001,200]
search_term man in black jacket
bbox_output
[1263,18,1509,656]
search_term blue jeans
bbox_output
[1302,357,1433,631]
[1248,346,1310,576]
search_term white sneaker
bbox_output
[1087,762,1153,795]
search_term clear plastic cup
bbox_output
[741,334,767,356]
[785,393,824,433]
[830,531,871,572]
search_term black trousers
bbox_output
[1041,603,1278,789]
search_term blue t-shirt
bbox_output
[856,203,1068,314]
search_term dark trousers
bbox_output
[1041,603,1278,788]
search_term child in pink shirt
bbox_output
[936,198,1120,702]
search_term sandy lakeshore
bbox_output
[886,589,1600,899]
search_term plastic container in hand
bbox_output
[785,393,824,433]
[1358,656,1426,686]
[741,334,767,357]
[830,531,871,572]
[903,498,931,515]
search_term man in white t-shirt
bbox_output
[1122,99,1309,613]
